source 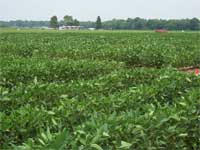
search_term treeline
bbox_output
[0,17,199,30]
[102,18,200,30]
[0,20,49,28]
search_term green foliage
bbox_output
[1,18,200,30]
[63,15,74,26]
[50,16,58,29]
[103,18,200,30]
[190,18,200,30]
[62,15,79,26]
[96,16,102,29]
[0,30,200,149]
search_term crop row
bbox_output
[1,67,200,149]
[1,32,200,67]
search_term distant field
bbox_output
[0,30,200,149]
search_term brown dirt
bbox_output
[178,66,200,75]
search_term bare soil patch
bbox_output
[178,66,200,76]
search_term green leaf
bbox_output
[186,77,192,83]
[179,133,188,137]
[169,115,180,121]
[47,111,55,115]
[102,132,109,137]
[91,144,103,150]
[60,94,68,99]
[179,102,187,106]
[76,130,86,135]
[45,129,68,150]
[41,132,48,142]
[52,118,57,126]
[47,127,53,141]
[119,141,132,149]
[38,138,46,146]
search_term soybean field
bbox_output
[0,30,200,149]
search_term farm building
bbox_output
[59,26,81,30]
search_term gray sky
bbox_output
[0,0,200,21]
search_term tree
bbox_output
[63,15,80,26]
[190,18,200,30]
[63,15,74,26]
[133,17,146,29]
[73,19,80,26]
[96,16,102,29]
[50,16,58,29]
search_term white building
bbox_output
[59,26,81,30]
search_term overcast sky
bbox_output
[0,0,200,21]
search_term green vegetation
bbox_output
[96,16,102,29]
[0,30,200,149]
[50,16,58,29]
[1,17,199,31]
[62,15,80,26]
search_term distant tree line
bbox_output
[0,20,49,28]
[102,18,200,30]
[82,17,200,30]
[0,17,199,30]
